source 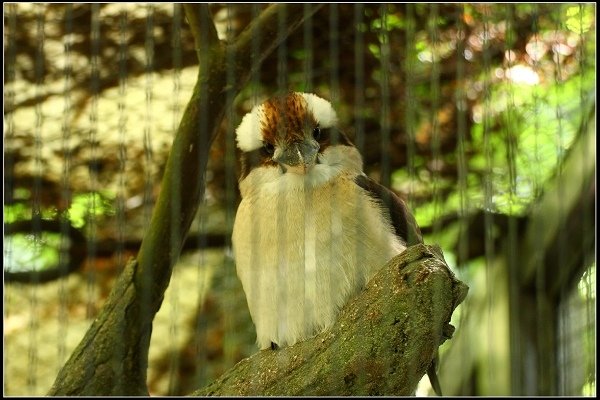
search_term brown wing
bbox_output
[354,174,423,246]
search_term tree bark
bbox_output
[194,244,468,396]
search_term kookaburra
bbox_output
[232,92,436,392]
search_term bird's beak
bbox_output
[273,139,320,175]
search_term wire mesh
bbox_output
[2,3,596,396]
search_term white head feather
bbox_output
[235,92,338,153]
[235,103,266,153]
[297,93,338,129]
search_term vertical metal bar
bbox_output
[223,1,238,375]
[193,3,214,389]
[329,3,340,106]
[248,3,262,393]
[453,4,471,395]
[302,3,314,92]
[116,5,129,276]
[167,4,183,394]
[110,2,129,391]
[3,3,17,391]
[378,4,391,189]
[353,4,365,155]
[480,4,497,394]
[87,2,100,319]
[502,4,523,395]
[575,4,595,396]
[143,4,155,227]
[404,4,417,219]
[428,4,442,236]
[403,2,418,387]
[529,5,557,395]
[58,1,74,375]
[454,5,469,269]
[139,2,156,359]
[274,4,288,364]
[328,2,341,330]
[28,3,46,391]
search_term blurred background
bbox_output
[3,3,596,396]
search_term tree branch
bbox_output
[183,4,220,55]
[193,244,468,396]
[230,3,323,92]
[48,258,149,395]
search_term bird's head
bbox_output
[235,92,363,193]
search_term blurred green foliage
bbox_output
[4,232,62,273]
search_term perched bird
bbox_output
[232,92,439,393]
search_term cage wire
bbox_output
[2,3,596,396]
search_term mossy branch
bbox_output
[194,244,468,396]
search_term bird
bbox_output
[232,92,441,395]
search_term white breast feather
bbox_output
[232,146,405,349]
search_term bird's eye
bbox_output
[262,142,275,155]
[312,126,321,140]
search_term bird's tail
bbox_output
[427,350,443,396]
